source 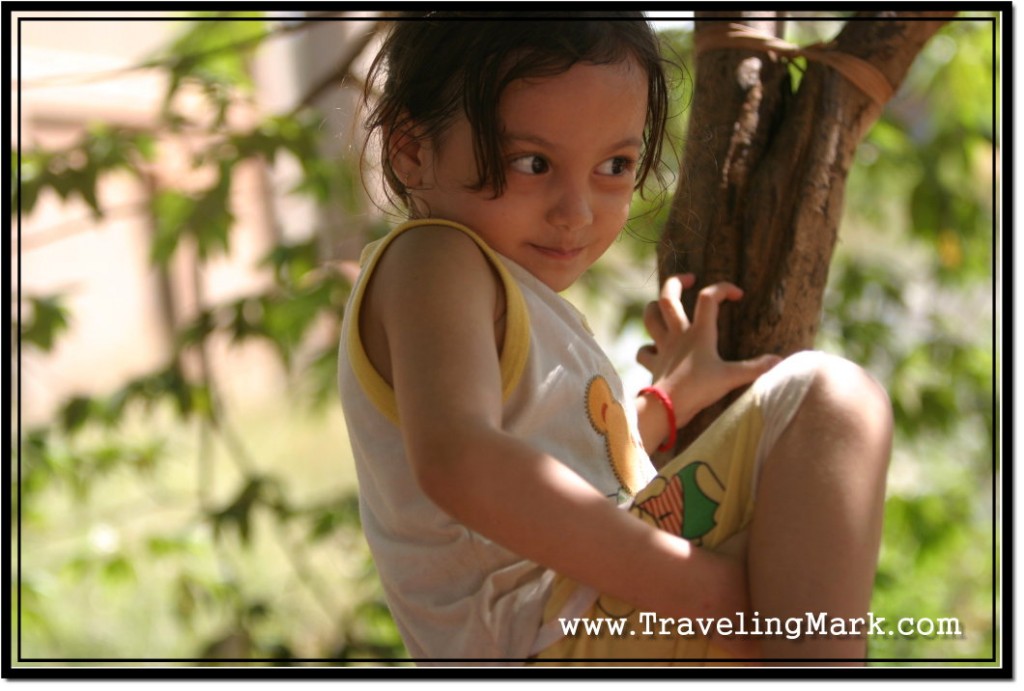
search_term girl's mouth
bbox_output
[531,244,584,260]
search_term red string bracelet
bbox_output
[639,386,677,453]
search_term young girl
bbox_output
[338,12,892,664]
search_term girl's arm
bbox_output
[635,275,781,455]
[368,227,748,625]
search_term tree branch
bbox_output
[659,13,955,448]
[832,12,958,139]
[288,19,388,117]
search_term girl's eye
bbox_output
[597,156,635,177]
[509,155,550,175]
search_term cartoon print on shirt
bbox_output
[586,375,646,497]
[595,460,727,619]
[633,461,725,545]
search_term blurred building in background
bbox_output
[14,12,378,423]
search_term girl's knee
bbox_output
[810,354,890,423]
[752,351,892,485]
[760,351,892,454]
[795,353,894,470]
[756,352,892,509]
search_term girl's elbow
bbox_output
[411,445,474,515]
[410,427,504,519]
[413,455,448,508]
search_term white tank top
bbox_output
[337,219,656,661]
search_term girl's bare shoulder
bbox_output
[372,224,499,304]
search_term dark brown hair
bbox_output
[363,12,670,208]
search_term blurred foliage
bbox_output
[12,13,998,667]
[13,12,400,665]
[17,125,156,220]
[17,295,71,353]
[821,16,996,662]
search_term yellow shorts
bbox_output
[530,351,825,665]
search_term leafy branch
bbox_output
[15,13,398,661]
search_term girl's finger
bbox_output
[636,343,658,372]
[658,274,694,330]
[643,300,667,342]
[691,282,744,339]
[724,353,782,389]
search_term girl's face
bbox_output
[405,59,648,292]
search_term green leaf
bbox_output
[59,396,94,434]
[149,170,236,262]
[209,477,268,544]
[260,239,319,288]
[147,534,199,558]
[15,150,46,215]
[177,309,217,350]
[308,493,361,541]
[21,294,71,352]
[101,555,136,587]
[134,133,157,162]
[227,298,268,344]
[194,177,235,259]
[157,17,268,113]
[786,56,807,93]
[341,599,406,659]
[151,190,194,265]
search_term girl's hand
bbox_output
[636,274,780,433]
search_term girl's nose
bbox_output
[546,176,594,231]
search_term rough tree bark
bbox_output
[661,11,956,449]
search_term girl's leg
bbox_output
[747,356,892,663]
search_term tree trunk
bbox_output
[660,11,955,449]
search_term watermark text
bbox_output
[558,611,963,640]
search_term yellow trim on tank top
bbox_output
[345,219,531,425]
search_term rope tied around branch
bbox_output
[694,23,894,106]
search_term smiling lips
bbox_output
[531,244,584,260]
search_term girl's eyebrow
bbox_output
[502,132,643,151]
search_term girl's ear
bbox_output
[389,121,430,189]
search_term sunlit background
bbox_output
[11,10,999,667]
